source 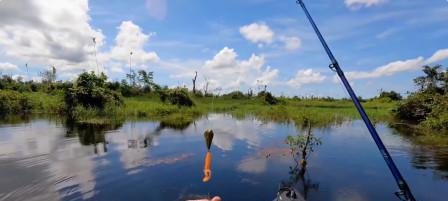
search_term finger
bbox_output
[186,199,209,201]
[211,196,222,201]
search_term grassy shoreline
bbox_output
[12,92,396,125]
[3,92,448,145]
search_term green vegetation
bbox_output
[1,64,447,145]
[0,90,32,115]
[395,65,448,132]
[1,70,395,126]
[159,87,194,107]
[378,90,403,101]
[65,72,122,110]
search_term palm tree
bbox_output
[413,65,443,92]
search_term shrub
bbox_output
[421,94,448,131]
[257,91,278,105]
[224,91,246,99]
[265,92,279,105]
[30,83,39,92]
[193,91,204,98]
[160,88,194,107]
[0,90,32,115]
[65,72,122,113]
[120,83,140,97]
[379,91,402,101]
[395,92,437,123]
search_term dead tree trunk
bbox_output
[203,76,209,95]
[192,71,198,93]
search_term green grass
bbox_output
[17,92,396,127]
[6,92,448,145]
[27,92,65,113]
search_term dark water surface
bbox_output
[0,114,447,201]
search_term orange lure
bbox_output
[202,151,212,182]
[202,130,214,182]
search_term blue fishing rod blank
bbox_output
[294,1,416,200]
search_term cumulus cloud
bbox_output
[239,22,275,45]
[287,69,326,87]
[345,57,425,80]
[0,0,105,72]
[171,47,279,92]
[345,0,386,9]
[426,49,448,64]
[255,67,279,86]
[240,22,301,51]
[0,0,160,79]
[145,0,167,20]
[203,47,278,90]
[0,62,18,72]
[204,47,239,69]
[101,21,159,72]
[279,36,301,50]
[341,48,448,81]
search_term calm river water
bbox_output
[0,114,447,201]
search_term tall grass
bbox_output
[11,92,396,127]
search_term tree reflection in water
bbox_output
[390,123,448,179]
[65,121,123,154]
[64,116,196,156]
[282,119,321,200]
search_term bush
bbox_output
[394,65,448,131]
[65,72,122,113]
[224,91,246,99]
[160,88,194,107]
[421,94,448,131]
[193,91,204,98]
[379,91,402,101]
[257,91,278,105]
[0,90,32,115]
[395,92,435,122]
[120,84,140,97]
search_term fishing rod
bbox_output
[294,1,416,201]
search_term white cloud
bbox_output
[426,49,448,64]
[170,47,279,92]
[341,48,448,81]
[255,67,279,86]
[279,36,301,50]
[237,157,267,174]
[287,69,326,87]
[204,47,238,69]
[345,0,386,9]
[0,0,105,72]
[203,47,278,90]
[145,0,167,20]
[101,21,159,73]
[0,62,18,72]
[0,1,159,78]
[345,57,425,80]
[240,22,301,51]
[239,22,274,45]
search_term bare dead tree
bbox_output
[192,71,198,93]
[203,76,210,95]
[40,66,56,84]
[92,37,99,74]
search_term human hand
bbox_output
[188,196,221,201]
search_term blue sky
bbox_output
[0,0,447,98]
